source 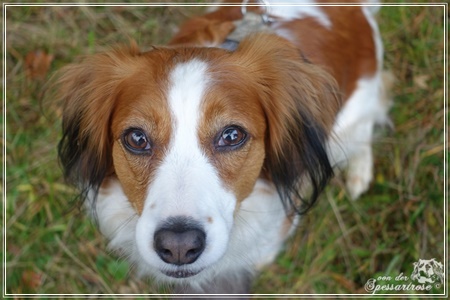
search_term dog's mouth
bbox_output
[162,268,202,279]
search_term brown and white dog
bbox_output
[56,0,390,294]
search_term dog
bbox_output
[55,0,391,294]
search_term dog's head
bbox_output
[411,259,444,284]
[56,33,339,280]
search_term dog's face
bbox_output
[111,52,267,278]
[57,34,339,280]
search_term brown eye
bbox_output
[122,129,152,154]
[216,126,248,151]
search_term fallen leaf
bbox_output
[330,272,356,291]
[25,50,54,80]
[413,74,430,90]
[82,272,102,285]
[21,270,43,289]
[7,244,21,256]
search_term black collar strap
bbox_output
[221,39,240,51]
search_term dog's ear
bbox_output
[55,44,141,195]
[234,33,341,214]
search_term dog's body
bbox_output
[56,0,390,294]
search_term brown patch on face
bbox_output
[110,50,177,214]
[198,63,267,203]
[232,33,341,158]
[200,34,340,214]
[190,33,342,209]
[276,5,377,98]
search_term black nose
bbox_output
[154,217,206,266]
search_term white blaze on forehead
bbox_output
[159,59,212,215]
[166,59,211,197]
[151,58,235,216]
[135,59,236,274]
[168,59,209,131]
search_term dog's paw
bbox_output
[346,149,373,200]
[346,172,372,200]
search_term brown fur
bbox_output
[57,46,174,213]
[56,44,143,190]
[278,6,377,98]
[110,53,174,213]
[170,4,377,98]
[233,34,340,160]
[57,2,371,217]
[57,33,340,214]
[54,4,382,294]
[180,34,341,207]
[168,6,243,46]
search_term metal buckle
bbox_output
[241,0,274,24]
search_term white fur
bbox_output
[90,61,292,289]
[268,0,332,29]
[267,0,389,200]
[91,181,137,248]
[328,76,382,199]
[94,178,290,287]
[362,4,383,70]
[328,5,389,200]
[364,0,382,15]
[209,0,332,29]
[175,179,291,289]
[88,2,388,291]
[269,2,332,47]
[92,181,141,266]
[132,60,238,280]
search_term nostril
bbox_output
[185,238,205,260]
[161,248,173,261]
[186,248,200,258]
[153,217,206,266]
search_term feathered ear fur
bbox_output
[234,33,342,214]
[55,44,141,197]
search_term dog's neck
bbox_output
[221,11,274,51]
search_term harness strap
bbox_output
[220,11,274,51]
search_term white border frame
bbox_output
[2,2,448,298]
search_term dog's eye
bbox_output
[122,129,152,154]
[216,126,248,151]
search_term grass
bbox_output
[4,2,447,297]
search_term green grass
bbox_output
[4,3,446,297]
